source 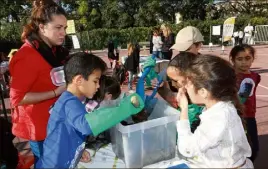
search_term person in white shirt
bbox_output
[167,54,253,168]
[244,23,254,45]
[152,28,163,59]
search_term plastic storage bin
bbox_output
[110,99,179,168]
[50,66,65,86]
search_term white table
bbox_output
[77,144,191,168]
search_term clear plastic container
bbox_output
[110,99,179,168]
[50,66,65,86]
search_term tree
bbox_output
[88,8,102,29]
[134,0,161,27]
[101,0,122,28]
[210,0,268,18]
[226,0,268,15]
[159,0,183,23]
[0,0,31,22]
[178,0,210,20]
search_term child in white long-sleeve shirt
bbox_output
[152,28,163,59]
[167,54,253,168]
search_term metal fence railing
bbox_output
[254,25,268,44]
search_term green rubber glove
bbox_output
[143,56,158,86]
[85,93,144,136]
[178,104,203,125]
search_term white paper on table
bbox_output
[77,144,125,168]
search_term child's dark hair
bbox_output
[241,44,255,58]
[64,52,107,84]
[168,52,198,76]
[187,55,244,117]
[153,27,159,35]
[229,45,255,62]
[167,52,198,92]
[93,75,121,102]
[229,46,245,62]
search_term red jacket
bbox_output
[237,71,261,118]
[9,42,58,141]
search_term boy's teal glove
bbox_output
[85,93,144,136]
[143,56,159,87]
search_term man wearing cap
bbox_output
[153,26,204,133]
[170,26,204,55]
[155,26,204,102]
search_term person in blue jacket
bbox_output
[37,52,144,168]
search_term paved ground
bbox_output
[2,45,268,168]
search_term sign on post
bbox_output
[66,20,76,34]
[212,25,221,36]
[71,35,81,49]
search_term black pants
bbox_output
[239,38,243,45]
[162,50,173,60]
[0,117,18,169]
[246,117,259,162]
[234,37,239,46]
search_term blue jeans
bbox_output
[153,51,161,59]
[29,140,44,168]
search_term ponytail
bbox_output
[21,22,38,42]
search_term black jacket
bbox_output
[124,53,138,73]
[162,33,175,52]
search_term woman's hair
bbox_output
[93,75,121,102]
[160,24,166,31]
[21,0,67,41]
[64,52,107,85]
[163,26,171,38]
[229,45,255,62]
[127,43,135,56]
[186,55,244,116]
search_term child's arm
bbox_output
[65,99,94,136]
[176,88,225,158]
[85,93,144,136]
[158,36,163,45]
[66,94,144,137]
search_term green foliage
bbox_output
[0,22,22,42]
[77,16,268,50]
[1,15,268,51]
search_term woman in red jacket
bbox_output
[9,0,68,166]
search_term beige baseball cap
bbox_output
[171,26,204,51]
